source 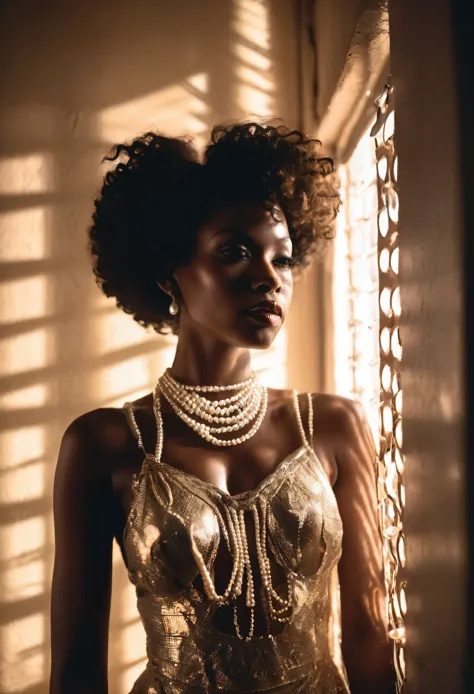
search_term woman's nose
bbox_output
[250,260,282,294]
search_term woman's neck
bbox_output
[170,333,252,388]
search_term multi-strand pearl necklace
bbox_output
[157,368,268,447]
[147,370,301,641]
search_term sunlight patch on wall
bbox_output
[2,558,44,606]
[0,460,46,507]
[0,426,46,470]
[93,346,176,408]
[232,0,275,118]
[0,208,49,261]
[99,73,209,149]
[233,2,270,49]
[94,356,151,405]
[91,310,158,356]
[0,516,45,563]
[235,64,274,92]
[0,328,50,377]
[0,384,48,409]
[0,153,53,195]
[0,426,49,652]
[0,612,44,691]
[0,275,49,325]
[232,44,271,72]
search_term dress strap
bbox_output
[292,391,314,449]
[123,402,149,455]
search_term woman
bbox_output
[50,123,394,693]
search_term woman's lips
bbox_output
[244,309,282,327]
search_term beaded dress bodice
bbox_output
[123,395,350,693]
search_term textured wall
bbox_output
[389,0,467,692]
[313,0,376,121]
[0,2,315,692]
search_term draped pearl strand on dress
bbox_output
[152,373,310,640]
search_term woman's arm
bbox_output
[332,398,396,694]
[50,414,115,694]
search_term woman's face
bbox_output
[173,200,294,349]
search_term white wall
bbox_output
[0,1,318,692]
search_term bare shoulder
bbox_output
[57,406,135,479]
[311,392,367,435]
[310,393,376,478]
[303,393,374,473]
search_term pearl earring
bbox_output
[169,295,179,316]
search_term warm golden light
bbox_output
[379,208,389,236]
[232,0,275,119]
[0,144,51,692]
[0,153,52,195]
[0,328,49,376]
[333,125,380,441]
[0,207,49,260]
[0,613,45,689]
[0,275,49,325]
[374,85,406,690]
[0,384,48,409]
[1,516,45,562]
[379,248,390,272]
[91,310,158,357]
[232,43,272,72]
[99,74,210,149]
[0,460,46,507]
[334,85,406,690]
[0,426,46,468]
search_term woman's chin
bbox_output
[235,324,281,350]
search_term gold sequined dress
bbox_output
[123,394,350,693]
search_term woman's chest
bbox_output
[125,452,343,595]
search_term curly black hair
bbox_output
[89,122,340,334]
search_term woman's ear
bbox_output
[158,278,181,300]
[157,280,171,297]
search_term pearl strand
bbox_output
[163,370,257,408]
[292,389,310,448]
[259,499,292,608]
[161,378,257,418]
[160,382,268,447]
[163,368,256,392]
[232,509,256,641]
[160,378,262,432]
[160,388,263,444]
[161,370,257,405]
[253,502,293,623]
[157,370,266,444]
[188,506,245,604]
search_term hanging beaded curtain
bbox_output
[370,81,406,692]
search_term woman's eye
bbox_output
[218,244,250,261]
[274,256,295,269]
[217,246,294,269]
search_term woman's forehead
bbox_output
[202,200,289,238]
